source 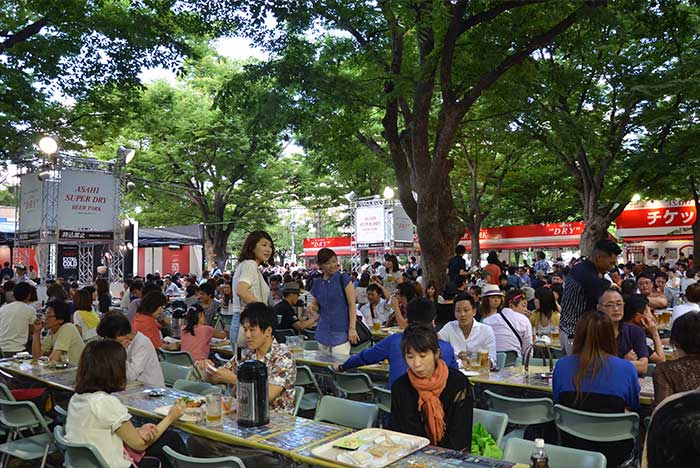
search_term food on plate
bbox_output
[179,396,205,408]
[368,446,386,458]
[332,438,363,450]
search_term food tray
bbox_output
[310,428,429,468]
[154,404,203,422]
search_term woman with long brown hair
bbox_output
[552,310,640,467]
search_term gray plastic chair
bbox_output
[496,351,521,368]
[163,445,246,467]
[159,350,201,379]
[0,382,49,429]
[161,362,194,387]
[372,386,392,414]
[484,390,554,443]
[314,395,378,430]
[295,365,323,412]
[554,404,640,442]
[473,408,509,448]
[554,404,639,465]
[173,379,222,396]
[54,425,109,468]
[504,437,606,468]
[302,340,320,351]
[0,400,56,468]
[328,365,374,397]
[293,386,304,416]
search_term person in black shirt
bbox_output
[390,323,473,450]
[274,282,317,333]
[447,245,467,285]
[560,239,621,354]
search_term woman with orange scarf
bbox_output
[390,323,473,450]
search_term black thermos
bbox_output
[237,360,269,426]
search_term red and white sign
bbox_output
[615,200,696,240]
[58,170,117,232]
[392,204,414,243]
[458,222,586,250]
[137,246,202,277]
[301,237,354,257]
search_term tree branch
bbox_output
[456,3,598,115]
[0,17,49,53]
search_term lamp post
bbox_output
[383,186,395,200]
[290,220,297,264]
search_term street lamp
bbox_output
[117,146,136,165]
[631,193,641,203]
[38,136,58,155]
[383,186,395,199]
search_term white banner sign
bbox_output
[58,170,117,232]
[18,174,43,232]
[356,206,385,246]
[392,203,414,243]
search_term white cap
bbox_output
[535,438,545,449]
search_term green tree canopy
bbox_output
[92,52,289,267]
[0,0,238,161]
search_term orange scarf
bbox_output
[407,358,449,445]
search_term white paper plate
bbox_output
[153,405,203,422]
[460,370,480,377]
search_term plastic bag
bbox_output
[470,422,503,459]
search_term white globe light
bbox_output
[383,186,395,199]
[38,136,58,155]
[631,193,642,203]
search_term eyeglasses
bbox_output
[601,302,624,309]
[45,313,56,319]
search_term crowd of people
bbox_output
[0,233,698,466]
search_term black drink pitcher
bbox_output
[237,360,269,426]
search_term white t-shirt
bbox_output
[381,271,402,295]
[126,332,165,387]
[73,310,99,342]
[0,301,36,353]
[355,286,368,306]
[438,319,497,365]
[359,300,392,326]
[66,391,132,468]
[230,260,269,315]
[483,307,533,358]
[671,302,700,327]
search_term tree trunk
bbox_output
[466,218,482,267]
[688,176,700,263]
[579,215,612,257]
[204,225,229,270]
[414,181,465,288]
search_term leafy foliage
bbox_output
[0,0,239,160]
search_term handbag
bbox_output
[337,273,371,345]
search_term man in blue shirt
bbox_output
[334,298,459,388]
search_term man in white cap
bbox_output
[14,264,35,286]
